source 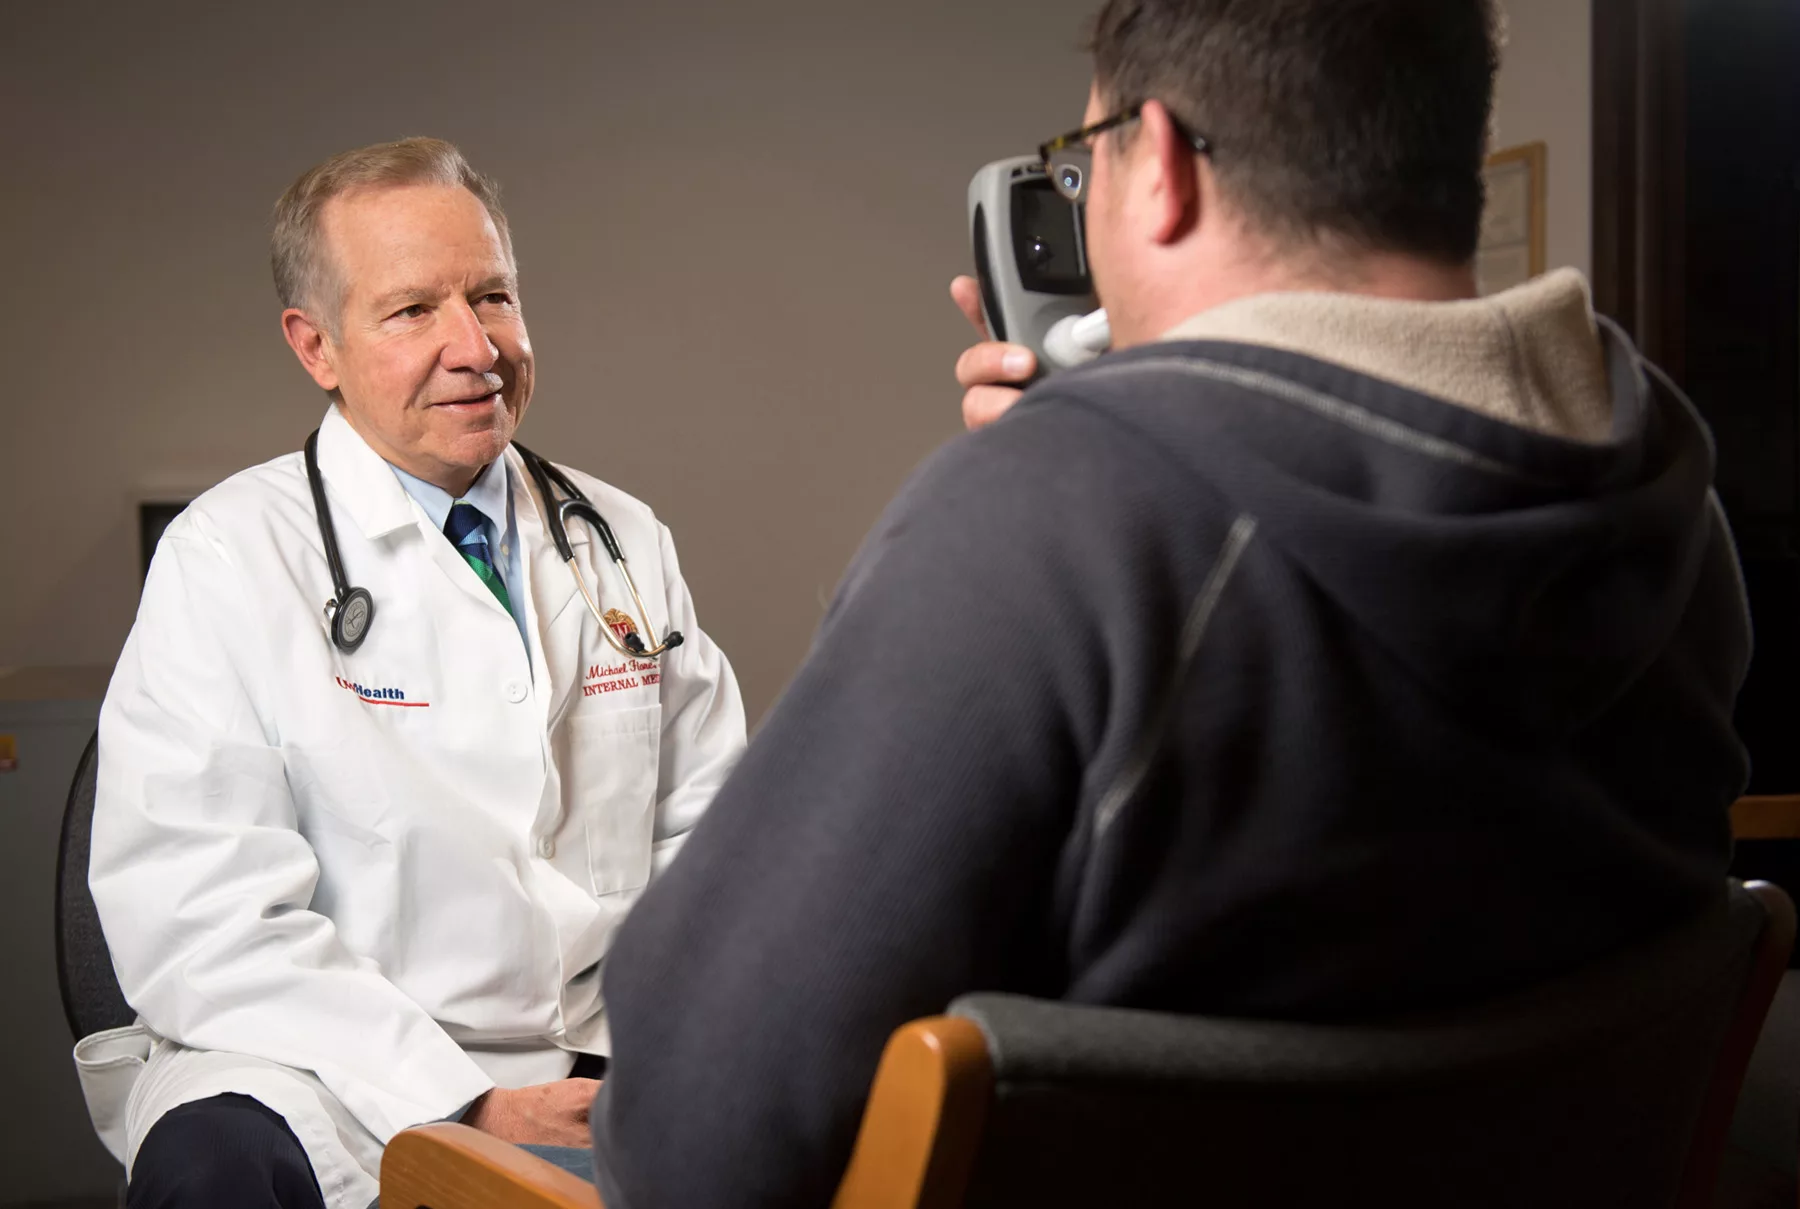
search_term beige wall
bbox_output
[1,1,1100,722]
[2,1,1595,723]
[1492,0,1594,277]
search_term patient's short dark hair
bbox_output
[1087,0,1501,263]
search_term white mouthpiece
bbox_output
[1042,309,1112,370]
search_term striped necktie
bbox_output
[444,501,513,617]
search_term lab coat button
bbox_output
[504,681,527,703]
[537,837,556,859]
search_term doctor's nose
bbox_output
[440,298,500,373]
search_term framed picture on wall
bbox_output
[1477,141,1547,296]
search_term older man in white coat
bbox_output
[77,138,746,1209]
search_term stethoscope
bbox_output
[303,429,685,660]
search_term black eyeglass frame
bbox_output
[1037,103,1211,203]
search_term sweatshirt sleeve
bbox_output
[591,407,1121,1209]
[91,520,495,1143]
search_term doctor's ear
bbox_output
[281,308,342,393]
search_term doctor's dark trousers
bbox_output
[126,1054,607,1207]
[128,1094,326,1209]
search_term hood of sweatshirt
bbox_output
[1052,271,1731,736]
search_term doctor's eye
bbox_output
[391,303,429,320]
[478,292,516,307]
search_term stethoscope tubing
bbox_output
[304,429,681,659]
[514,442,684,659]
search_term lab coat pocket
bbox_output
[564,703,662,897]
[73,1022,151,1164]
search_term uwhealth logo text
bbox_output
[336,677,430,708]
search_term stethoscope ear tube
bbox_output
[306,430,375,653]
[558,499,626,563]
[516,443,577,562]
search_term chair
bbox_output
[55,731,134,1039]
[381,880,1794,1209]
[55,732,131,1208]
[1733,796,1800,842]
[1723,796,1800,1205]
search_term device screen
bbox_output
[1011,178,1090,296]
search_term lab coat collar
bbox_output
[314,406,427,540]
[311,409,593,629]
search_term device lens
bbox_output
[1047,148,1091,202]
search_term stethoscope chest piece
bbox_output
[306,429,378,655]
[329,587,375,653]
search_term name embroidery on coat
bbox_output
[583,659,661,697]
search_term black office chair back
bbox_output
[949,881,1794,1209]
[55,732,134,1039]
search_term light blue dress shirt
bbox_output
[391,459,529,649]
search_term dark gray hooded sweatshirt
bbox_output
[590,309,1751,1209]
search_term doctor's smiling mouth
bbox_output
[429,373,508,417]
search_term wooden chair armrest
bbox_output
[831,1016,992,1209]
[381,1123,604,1209]
[1732,796,1800,840]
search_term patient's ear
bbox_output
[1139,100,1200,246]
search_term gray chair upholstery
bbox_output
[55,731,134,1039]
[948,881,1791,1209]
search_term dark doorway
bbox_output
[1592,12,1800,1200]
[1594,0,1800,793]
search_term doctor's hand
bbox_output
[950,275,1036,432]
[464,1078,601,1148]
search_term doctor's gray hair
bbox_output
[271,137,514,334]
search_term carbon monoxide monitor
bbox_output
[968,156,1110,378]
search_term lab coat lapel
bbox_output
[417,510,518,621]
[313,406,420,540]
[510,446,589,717]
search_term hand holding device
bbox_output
[950,276,1034,431]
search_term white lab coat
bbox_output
[76,405,746,1207]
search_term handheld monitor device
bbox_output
[968,156,1111,378]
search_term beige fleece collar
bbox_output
[1161,268,1613,443]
